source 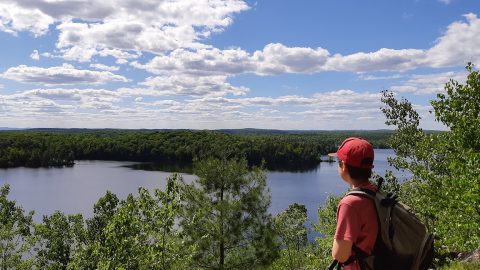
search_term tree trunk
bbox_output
[220,184,225,270]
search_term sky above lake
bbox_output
[0,0,479,130]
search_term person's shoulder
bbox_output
[340,194,363,206]
[340,182,377,205]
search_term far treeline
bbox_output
[0,129,393,170]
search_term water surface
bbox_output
[0,149,399,226]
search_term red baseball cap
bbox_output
[328,137,374,169]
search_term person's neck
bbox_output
[350,179,370,188]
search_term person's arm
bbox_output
[332,238,353,262]
[333,202,358,262]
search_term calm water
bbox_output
[0,149,400,225]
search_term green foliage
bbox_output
[380,63,480,263]
[265,243,325,270]
[273,203,308,270]
[180,158,279,269]
[371,171,402,196]
[34,212,85,270]
[69,174,189,270]
[0,130,393,171]
[0,185,34,270]
[314,196,341,269]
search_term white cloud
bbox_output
[438,0,452,5]
[0,86,441,129]
[0,0,249,61]
[119,74,249,97]
[140,47,253,76]
[0,2,54,36]
[252,43,330,74]
[140,44,422,77]
[2,0,479,74]
[326,48,426,72]
[1,64,128,85]
[426,13,480,67]
[143,75,248,96]
[0,88,123,115]
[30,50,40,60]
[358,74,404,81]
[90,63,119,72]
[391,71,467,95]
[135,14,480,77]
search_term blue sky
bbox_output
[0,0,479,130]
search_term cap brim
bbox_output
[327,153,338,158]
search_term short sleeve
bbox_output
[334,202,360,243]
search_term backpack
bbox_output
[328,178,434,270]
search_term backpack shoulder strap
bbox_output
[346,188,376,200]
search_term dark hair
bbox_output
[346,164,372,181]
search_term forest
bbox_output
[0,129,392,170]
[0,64,479,269]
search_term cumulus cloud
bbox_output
[0,2,54,36]
[252,43,330,74]
[90,63,119,72]
[30,50,40,60]
[391,71,466,95]
[358,74,405,81]
[426,13,480,67]
[138,47,253,76]
[0,0,249,61]
[0,86,437,129]
[1,64,128,85]
[136,13,480,76]
[2,0,479,74]
[0,88,123,117]
[0,92,76,116]
[140,44,423,77]
[118,74,248,97]
[325,48,425,72]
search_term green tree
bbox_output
[68,191,120,269]
[69,174,189,270]
[380,63,480,261]
[180,158,279,269]
[34,212,85,270]
[0,185,34,270]
[314,196,341,269]
[271,203,308,270]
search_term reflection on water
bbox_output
[123,159,330,174]
[124,161,194,174]
[0,149,400,228]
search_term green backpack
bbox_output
[328,178,434,270]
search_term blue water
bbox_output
[0,149,399,226]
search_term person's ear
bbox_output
[341,163,349,174]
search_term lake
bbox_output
[0,149,401,226]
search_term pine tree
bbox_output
[180,158,279,269]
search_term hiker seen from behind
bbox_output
[328,137,378,270]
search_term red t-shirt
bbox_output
[334,182,378,270]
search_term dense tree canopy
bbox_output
[0,129,392,171]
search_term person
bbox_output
[328,137,378,270]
